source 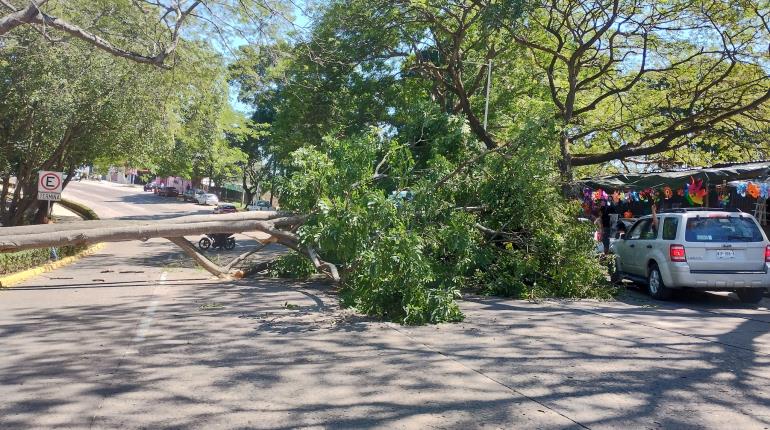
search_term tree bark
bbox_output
[0,1,41,35]
[0,175,9,221]
[165,236,230,278]
[0,1,202,68]
[0,218,297,252]
[557,131,574,194]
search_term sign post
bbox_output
[38,171,63,219]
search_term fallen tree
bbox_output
[0,211,339,281]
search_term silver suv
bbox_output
[612,208,770,303]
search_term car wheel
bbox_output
[225,238,235,250]
[736,288,764,304]
[647,264,674,300]
[198,237,211,250]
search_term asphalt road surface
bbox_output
[1,181,770,429]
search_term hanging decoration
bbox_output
[718,192,730,207]
[593,188,608,202]
[685,177,707,206]
[648,188,659,202]
[663,186,673,200]
[747,182,761,199]
[612,191,621,204]
[737,182,748,197]
[581,178,768,213]
[582,188,593,214]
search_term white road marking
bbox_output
[130,271,167,344]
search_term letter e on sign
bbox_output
[38,171,63,194]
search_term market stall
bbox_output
[578,161,770,231]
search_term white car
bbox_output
[613,208,769,303]
[246,200,273,211]
[197,193,219,205]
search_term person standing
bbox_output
[594,200,614,255]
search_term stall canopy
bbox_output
[581,161,770,190]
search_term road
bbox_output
[2,181,770,429]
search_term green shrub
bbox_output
[58,199,99,220]
[268,251,316,279]
[0,248,52,275]
[0,244,88,275]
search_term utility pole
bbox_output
[483,59,492,131]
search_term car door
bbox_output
[635,217,661,275]
[619,218,653,276]
[616,219,642,274]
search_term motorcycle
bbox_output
[198,233,235,251]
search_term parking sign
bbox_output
[38,171,63,201]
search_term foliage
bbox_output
[0,20,239,225]
[0,0,289,68]
[268,251,316,279]
[275,116,611,323]
[220,0,627,324]
[0,27,173,225]
[0,248,52,275]
[513,0,770,177]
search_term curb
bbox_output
[0,243,105,288]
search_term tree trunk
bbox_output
[32,200,49,225]
[0,174,9,221]
[165,237,230,278]
[558,131,574,196]
[0,211,339,283]
[6,166,26,225]
[10,173,36,226]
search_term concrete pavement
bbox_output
[2,181,770,429]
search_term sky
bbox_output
[220,1,315,115]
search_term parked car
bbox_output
[197,193,219,205]
[183,188,204,202]
[612,208,770,303]
[246,200,273,211]
[213,203,238,214]
[144,182,158,192]
[158,186,179,197]
[596,217,637,254]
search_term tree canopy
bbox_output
[4,0,770,324]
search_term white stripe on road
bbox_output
[131,271,167,344]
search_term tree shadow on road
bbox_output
[0,275,574,429]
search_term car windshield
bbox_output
[685,216,764,242]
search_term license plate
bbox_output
[716,250,735,259]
